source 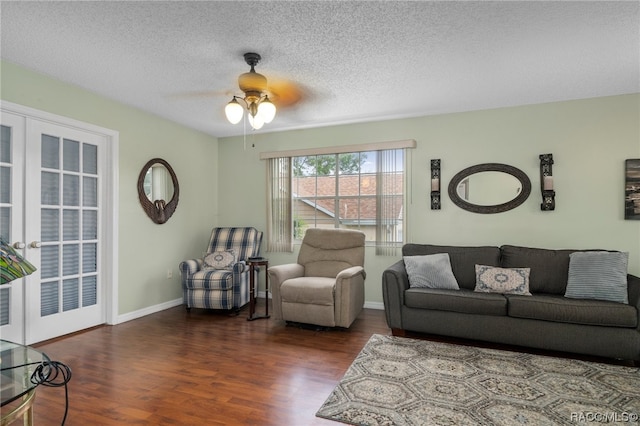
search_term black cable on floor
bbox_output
[30,360,72,426]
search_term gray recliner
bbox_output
[268,228,366,328]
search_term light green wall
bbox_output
[219,94,640,304]
[3,59,638,311]
[1,61,219,315]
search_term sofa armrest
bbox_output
[627,274,640,330]
[382,260,409,330]
[335,266,366,327]
[268,263,305,320]
[179,259,204,285]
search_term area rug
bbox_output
[316,334,640,425]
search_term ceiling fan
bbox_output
[224,52,304,130]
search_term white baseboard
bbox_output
[115,295,384,325]
[115,298,183,324]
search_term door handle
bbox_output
[12,242,26,249]
[29,241,42,248]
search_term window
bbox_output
[264,140,414,255]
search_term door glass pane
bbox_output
[63,244,79,276]
[41,172,60,205]
[41,134,60,169]
[63,210,79,241]
[63,278,79,311]
[0,166,10,203]
[41,281,59,316]
[0,207,10,241]
[41,245,59,279]
[41,209,60,242]
[83,144,97,174]
[0,125,10,163]
[83,177,97,207]
[63,139,80,172]
[82,276,97,307]
[83,243,97,273]
[63,174,79,206]
[0,287,9,326]
[82,210,97,240]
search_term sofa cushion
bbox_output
[280,277,335,305]
[405,288,507,316]
[403,244,500,290]
[506,294,638,328]
[404,253,459,290]
[501,245,583,295]
[565,251,629,304]
[475,265,531,295]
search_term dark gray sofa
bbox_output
[382,244,640,363]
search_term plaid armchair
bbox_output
[179,227,263,312]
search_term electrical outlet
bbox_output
[167,269,173,279]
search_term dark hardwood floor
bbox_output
[30,302,390,426]
[28,301,633,425]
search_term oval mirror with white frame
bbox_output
[137,158,179,224]
[448,163,531,214]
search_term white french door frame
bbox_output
[1,100,119,334]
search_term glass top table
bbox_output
[1,340,50,407]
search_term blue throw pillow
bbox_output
[403,253,459,290]
[564,251,628,304]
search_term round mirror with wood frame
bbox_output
[137,158,179,224]
[447,163,531,214]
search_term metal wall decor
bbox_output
[539,154,555,211]
[431,159,441,210]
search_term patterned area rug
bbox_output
[316,334,640,425]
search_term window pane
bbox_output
[82,275,97,307]
[83,210,98,240]
[41,245,59,279]
[63,278,79,311]
[0,166,10,203]
[41,208,59,242]
[41,281,59,316]
[63,244,79,276]
[83,243,97,273]
[41,134,60,169]
[83,176,97,207]
[0,207,10,241]
[41,172,60,205]
[63,174,80,206]
[0,287,9,326]
[63,139,80,172]
[83,143,98,174]
[0,125,11,163]
[63,210,79,240]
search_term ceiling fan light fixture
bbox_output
[225,52,278,129]
[224,97,244,124]
[258,96,276,123]
[248,112,264,130]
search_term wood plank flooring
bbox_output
[30,303,390,426]
[27,301,632,425]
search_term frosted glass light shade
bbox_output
[248,113,264,130]
[258,98,276,123]
[225,99,244,124]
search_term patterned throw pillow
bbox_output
[403,253,459,290]
[474,265,531,295]
[203,250,236,270]
[565,251,628,304]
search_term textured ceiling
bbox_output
[1,1,638,138]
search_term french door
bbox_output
[1,104,118,344]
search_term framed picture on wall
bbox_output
[625,159,640,220]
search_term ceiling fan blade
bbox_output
[267,79,306,109]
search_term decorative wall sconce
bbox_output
[431,159,441,210]
[539,154,555,211]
